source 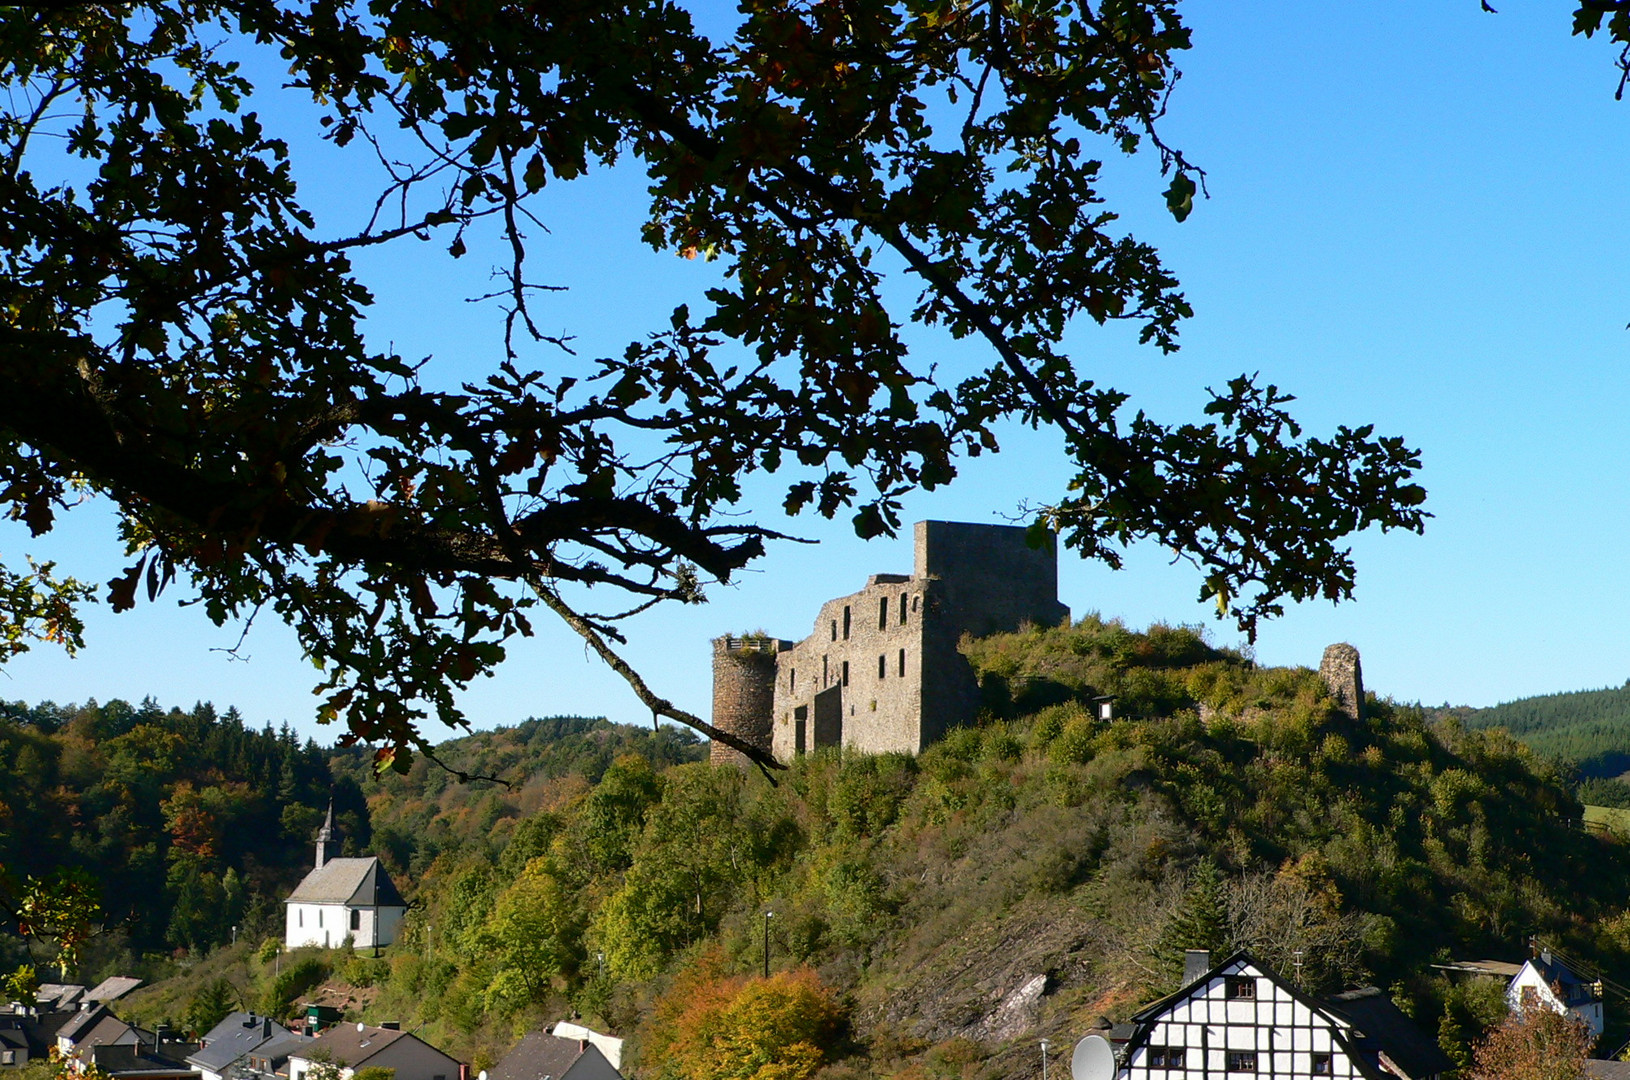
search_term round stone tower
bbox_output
[711,635,781,766]
[1319,642,1364,721]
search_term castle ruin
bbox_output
[710,520,1070,763]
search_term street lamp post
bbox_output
[763,911,774,979]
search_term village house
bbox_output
[486,1023,624,1080]
[287,1024,459,1080]
[187,1013,302,1080]
[1090,951,1451,1080]
[284,804,407,951]
[1506,948,1605,1037]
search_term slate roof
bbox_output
[487,1031,584,1080]
[1527,953,1601,1007]
[1323,987,1455,1080]
[285,858,405,907]
[68,1012,138,1049]
[249,1030,314,1071]
[188,1013,292,1073]
[295,1024,455,1071]
[59,1005,119,1044]
[37,984,85,1009]
[1587,1061,1630,1080]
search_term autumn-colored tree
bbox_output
[641,957,844,1080]
[1470,1005,1592,1080]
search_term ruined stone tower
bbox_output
[710,521,1069,763]
[710,635,787,765]
[1319,642,1364,721]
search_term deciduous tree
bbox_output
[1470,1005,1592,1080]
[0,1,1430,770]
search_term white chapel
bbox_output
[283,802,407,950]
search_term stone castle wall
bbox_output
[720,520,1070,763]
[710,636,786,765]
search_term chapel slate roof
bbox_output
[1323,987,1455,1080]
[188,1013,292,1073]
[285,857,405,907]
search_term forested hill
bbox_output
[0,701,695,982]
[113,618,1630,1080]
[1459,682,1630,777]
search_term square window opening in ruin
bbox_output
[843,605,851,639]
[830,620,837,641]
[879,596,888,629]
[878,654,886,680]
[900,592,908,624]
[912,595,919,611]
[842,660,849,686]
[898,648,905,676]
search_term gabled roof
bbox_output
[285,857,405,907]
[188,1013,292,1072]
[37,984,85,1009]
[65,1011,138,1049]
[1524,953,1601,1007]
[1324,987,1455,1080]
[1126,951,1448,1080]
[292,1024,456,1071]
[249,1030,313,1068]
[487,1031,583,1080]
[58,1005,116,1043]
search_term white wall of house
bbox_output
[1507,962,1604,1036]
[285,902,353,949]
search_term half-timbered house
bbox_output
[1116,952,1450,1080]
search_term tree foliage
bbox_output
[1470,1005,1592,1080]
[0,0,1429,768]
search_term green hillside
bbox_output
[95,617,1630,1080]
[1461,683,1630,776]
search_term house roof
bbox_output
[1127,952,1448,1080]
[487,1031,584,1080]
[1586,1061,1630,1080]
[59,1005,116,1043]
[68,1013,138,1049]
[86,977,144,1004]
[1525,954,1601,1007]
[1431,960,1523,979]
[250,1031,313,1067]
[37,984,85,1009]
[188,1013,292,1072]
[285,857,405,908]
[0,1028,29,1050]
[295,1024,455,1071]
[1323,987,1455,1080]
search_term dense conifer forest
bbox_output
[1459,684,1630,779]
[14,620,1630,1080]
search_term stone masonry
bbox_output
[710,521,1070,762]
[1319,642,1364,721]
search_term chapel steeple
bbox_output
[314,798,341,868]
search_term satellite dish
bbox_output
[357,1023,366,1033]
[1072,1035,1116,1080]
[479,1072,488,1080]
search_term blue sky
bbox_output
[6,1,1630,742]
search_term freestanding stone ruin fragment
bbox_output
[1319,642,1364,721]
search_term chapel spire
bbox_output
[314,797,341,868]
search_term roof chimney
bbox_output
[1184,950,1211,986]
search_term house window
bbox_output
[350,909,361,931]
[298,909,304,927]
[842,606,851,639]
[318,909,324,928]
[1225,976,1256,1000]
[1149,1047,1184,1069]
[878,655,887,680]
[879,597,888,629]
[3,1051,15,1065]
[1312,1054,1331,1075]
[1226,1053,1256,1072]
